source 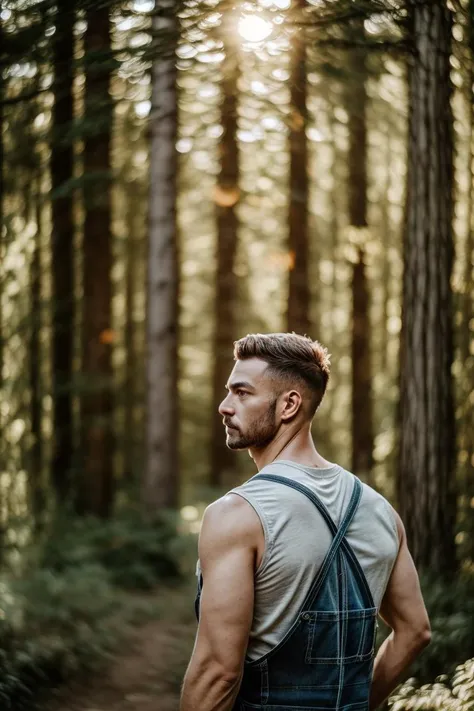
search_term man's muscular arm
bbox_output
[370,510,431,710]
[180,494,259,711]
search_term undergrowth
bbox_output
[0,508,188,711]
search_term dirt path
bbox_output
[43,583,197,711]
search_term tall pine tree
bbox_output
[287,0,311,335]
[210,9,240,489]
[144,0,180,511]
[397,0,456,573]
[79,5,114,517]
[51,0,75,505]
[346,19,374,484]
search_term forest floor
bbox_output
[42,580,197,711]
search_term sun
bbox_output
[238,14,273,43]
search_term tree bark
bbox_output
[287,0,311,335]
[380,127,393,373]
[210,13,240,489]
[79,6,114,517]
[30,174,45,529]
[351,250,374,481]
[458,0,474,557]
[124,184,140,483]
[346,19,374,484]
[462,1,474,366]
[397,0,456,574]
[51,0,75,504]
[0,12,4,529]
[314,99,339,450]
[144,0,180,512]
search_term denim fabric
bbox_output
[195,474,376,711]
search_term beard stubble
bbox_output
[226,397,278,450]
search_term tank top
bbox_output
[196,460,399,662]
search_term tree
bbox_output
[29,171,45,529]
[210,10,240,489]
[286,0,311,335]
[0,11,5,522]
[50,0,75,505]
[380,124,393,373]
[123,174,141,484]
[323,100,341,434]
[79,5,114,517]
[397,0,456,573]
[458,0,474,558]
[345,18,374,484]
[144,0,180,512]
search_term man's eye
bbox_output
[236,390,247,397]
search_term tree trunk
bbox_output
[346,20,374,483]
[287,0,311,335]
[0,13,3,387]
[51,0,75,505]
[0,12,4,530]
[351,250,374,481]
[397,0,456,574]
[124,187,140,483]
[317,101,339,447]
[462,0,474,366]
[458,0,474,558]
[79,6,114,517]
[210,13,240,489]
[30,174,45,529]
[144,0,180,512]
[0,14,3,389]
[380,127,392,373]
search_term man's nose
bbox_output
[218,394,234,416]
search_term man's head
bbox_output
[218,332,330,451]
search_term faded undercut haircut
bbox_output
[233,332,331,419]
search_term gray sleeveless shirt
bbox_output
[212,460,399,662]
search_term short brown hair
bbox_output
[233,332,331,417]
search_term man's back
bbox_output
[228,460,400,661]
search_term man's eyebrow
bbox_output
[225,381,256,392]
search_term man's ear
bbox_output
[280,390,303,422]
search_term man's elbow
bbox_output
[219,668,242,686]
[409,620,431,652]
[415,623,431,650]
[181,659,242,710]
[188,654,242,687]
[394,619,431,653]
[204,663,242,699]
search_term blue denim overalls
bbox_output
[195,473,376,711]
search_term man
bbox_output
[181,333,431,711]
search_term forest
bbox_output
[1,0,474,708]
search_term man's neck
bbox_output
[249,425,332,471]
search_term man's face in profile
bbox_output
[218,358,279,450]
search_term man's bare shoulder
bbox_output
[200,493,261,551]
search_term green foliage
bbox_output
[19,563,119,634]
[377,574,474,684]
[410,575,474,682]
[0,509,184,710]
[38,509,181,590]
[389,660,474,711]
[0,564,124,711]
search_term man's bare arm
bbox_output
[180,494,259,711]
[370,510,431,710]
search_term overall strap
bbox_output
[254,473,361,539]
[253,473,373,606]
